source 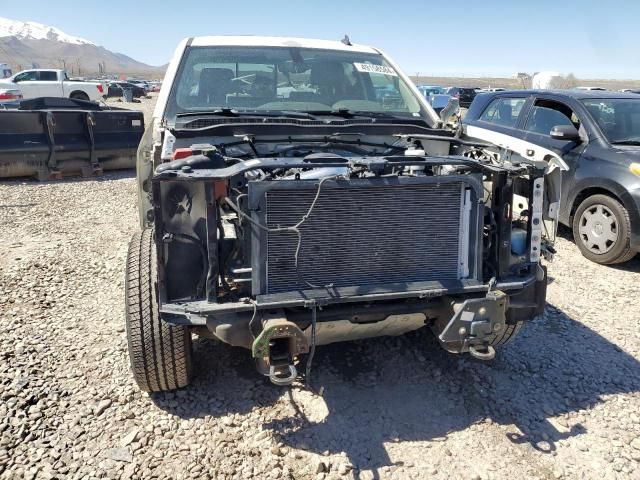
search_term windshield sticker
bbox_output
[353,63,398,77]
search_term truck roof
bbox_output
[189,35,379,54]
[14,68,64,72]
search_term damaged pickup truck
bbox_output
[126,36,564,392]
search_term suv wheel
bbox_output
[125,229,193,392]
[572,194,636,264]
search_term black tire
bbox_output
[572,194,636,264]
[488,321,523,347]
[70,91,89,101]
[125,229,192,392]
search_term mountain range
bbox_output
[0,17,164,77]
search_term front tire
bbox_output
[125,229,193,392]
[488,321,523,347]
[572,194,636,264]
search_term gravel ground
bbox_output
[1,115,639,480]
[105,93,157,127]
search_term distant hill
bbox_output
[0,17,164,77]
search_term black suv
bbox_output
[463,90,640,264]
[446,87,477,108]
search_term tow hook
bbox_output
[437,290,507,360]
[251,310,309,386]
[469,344,496,361]
[269,365,298,386]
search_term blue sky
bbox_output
[3,0,639,79]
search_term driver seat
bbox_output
[198,68,234,106]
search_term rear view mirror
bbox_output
[550,124,580,142]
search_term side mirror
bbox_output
[550,124,581,142]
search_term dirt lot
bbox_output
[105,93,157,127]
[0,98,639,480]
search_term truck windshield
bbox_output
[583,98,640,145]
[166,46,426,119]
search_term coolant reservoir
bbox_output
[511,228,527,255]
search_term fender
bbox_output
[565,178,640,249]
[566,177,630,220]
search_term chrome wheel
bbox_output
[578,204,618,254]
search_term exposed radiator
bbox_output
[249,176,481,295]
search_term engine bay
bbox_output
[149,134,550,309]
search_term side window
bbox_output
[524,99,579,136]
[479,97,526,127]
[38,71,58,81]
[13,71,38,82]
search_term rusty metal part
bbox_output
[251,310,309,359]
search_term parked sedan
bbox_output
[110,81,147,98]
[0,87,23,106]
[107,83,124,98]
[463,90,640,264]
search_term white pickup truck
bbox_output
[0,69,105,101]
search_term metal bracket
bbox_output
[83,112,102,175]
[251,311,309,359]
[437,290,507,358]
[43,111,59,177]
[251,311,309,386]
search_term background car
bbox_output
[417,85,451,114]
[463,89,640,264]
[106,83,124,98]
[417,85,445,96]
[0,87,23,108]
[110,81,146,98]
[128,80,150,92]
[445,86,477,108]
[0,69,105,101]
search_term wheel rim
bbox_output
[578,203,618,254]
